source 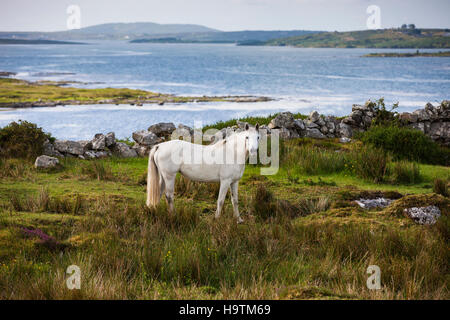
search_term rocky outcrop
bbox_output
[399,101,449,146]
[404,206,441,225]
[34,155,59,169]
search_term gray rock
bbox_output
[305,128,326,139]
[339,137,352,143]
[34,155,59,169]
[43,140,63,157]
[78,140,93,151]
[305,121,319,129]
[111,142,138,158]
[132,144,152,157]
[177,124,194,136]
[309,111,320,123]
[404,206,441,225]
[132,130,162,146]
[399,112,418,123]
[294,119,305,131]
[338,123,353,138]
[269,112,296,129]
[91,133,106,150]
[84,150,111,159]
[148,122,176,137]
[54,140,84,155]
[355,198,392,209]
[105,132,116,148]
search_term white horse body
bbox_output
[146,125,259,223]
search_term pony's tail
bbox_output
[146,146,160,208]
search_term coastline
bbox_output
[0,76,272,109]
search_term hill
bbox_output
[263,28,450,48]
[130,30,320,44]
[0,22,219,41]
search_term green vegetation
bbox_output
[264,29,450,48]
[360,125,449,165]
[0,120,53,160]
[0,78,268,107]
[0,125,448,299]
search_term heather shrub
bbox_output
[360,125,448,165]
[0,120,53,160]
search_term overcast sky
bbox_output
[1,0,449,32]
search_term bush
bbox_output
[348,144,389,183]
[0,120,53,160]
[389,161,422,184]
[360,125,448,165]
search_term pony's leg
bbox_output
[162,173,176,214]
[230,181,243,223]
[215,180,231,219]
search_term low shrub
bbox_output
[360,125,448,165]
[0,120,53,160]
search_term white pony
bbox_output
[146,124,260,223]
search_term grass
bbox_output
[0,78,263,106]
[0,136,448,300]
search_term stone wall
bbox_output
[267,100,449,146]
[40,100,449,161]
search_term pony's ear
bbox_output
[245,123,249,131]
[255,123,259,130]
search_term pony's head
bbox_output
[243,123,260,158]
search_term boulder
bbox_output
[43,140,63,158]
[35,155,59,169]
[111,142,138,158]
[148,122,176,137]
[305,128,326,139]
[91,133,106,150]
[309,111,320,123]
[269,112,296,129]
[338,123,353,138]
[78,140,93,151]
[83,150,111,159]
[105,132,116,147]
[404,206,441,225]
[294,119,305,131]
[132,130,162,146]
[355,198,393,209]
[132,144,152,157]
[54,140,84,155]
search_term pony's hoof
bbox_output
[237,217,244,224]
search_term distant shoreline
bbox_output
[363,51,450,57]
[0,38,87,45]
[0,77,272,109]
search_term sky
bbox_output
[0,0,449,32]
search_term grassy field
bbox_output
[264,29,450,48]
[0,137,448,300]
